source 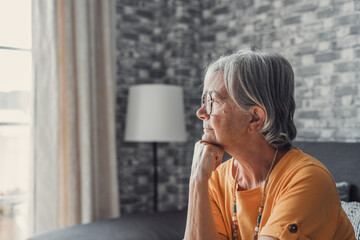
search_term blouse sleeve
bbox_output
[260,165,344,239]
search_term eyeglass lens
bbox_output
[202,93,212,115]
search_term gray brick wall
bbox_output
[116,0,360,214]
[116,0,202,214]
[199,0,360,142]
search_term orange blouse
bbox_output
[208,148,355,239]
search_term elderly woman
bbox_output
[184,50,355,240]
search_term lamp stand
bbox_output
[153,142,158,212]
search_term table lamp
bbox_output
[124,84,186,212]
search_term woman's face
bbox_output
[196,74,250,149]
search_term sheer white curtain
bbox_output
[32,0,119,234]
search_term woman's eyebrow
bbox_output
[208,90,226,99]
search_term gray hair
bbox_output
[204,49,297,149]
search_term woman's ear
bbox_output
[248,106,266,134]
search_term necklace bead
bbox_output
[257,214,262,224]
[233,205,237,212]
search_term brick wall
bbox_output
[200,0,360,141]
[116,0,203,214]
[116,0,360,214]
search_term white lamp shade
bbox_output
[124,84,187,142]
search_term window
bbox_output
[0,0,32,239]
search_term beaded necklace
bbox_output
[231,149,278,240]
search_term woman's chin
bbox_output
[201,133,218,144]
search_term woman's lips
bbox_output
[203,128,213,133]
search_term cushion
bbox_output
[341,201,360,239]
[337,181,351,202]
[28,210,187,240]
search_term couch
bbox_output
[28,141,360,240]
[28,210,187,240]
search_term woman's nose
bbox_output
[196,104,210,120]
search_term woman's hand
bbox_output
[190,140,224,183]
[184,141,226,240]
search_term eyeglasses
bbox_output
[201,93,215,115]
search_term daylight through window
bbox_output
[0,0,32,239]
